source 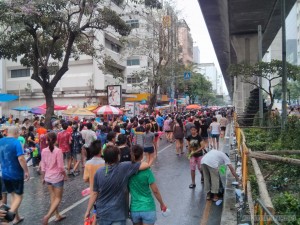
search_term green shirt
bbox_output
[129,168,156,212]
[18,136,26,146]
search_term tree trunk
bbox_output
[148,83,158,114]
[251,158,275,214]
[259,150,300,155]
[249,151,300,166]
[44,88,55,129]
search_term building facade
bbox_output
[178,19,193,66]
[193,46,200,64]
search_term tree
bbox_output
[0,0,131,128]
[274,80,300,104]
[176,70,214,105]
[121,2,178,113]
[229,60,300,111]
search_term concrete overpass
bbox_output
[198,0,296,104]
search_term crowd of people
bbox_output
[0,106,240,225]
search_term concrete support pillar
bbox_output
[231,34,259,114]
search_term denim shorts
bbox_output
[211,134,220,142]
[46,180,64,188]
[131,211,157,224]
[144,147,154,154]
[97,220,126,225]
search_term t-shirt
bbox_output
[201,150,231,169]
[200,124,209,137]
[216,114,222,123]
[186,134,203,157]
[36,127,47,137]
[84,157,105,190]
[57,130,71,153]
[93,162,141,221]
[142,132,154,148]
[27,132,36,147]
[129,168,156,212]
[81,129,97,148]
[119,146,131,162]
[0,137,24,180]
[185,122,194,138]
[18,136,26,146]
[156,116,164,128]
[210,122,220,135]
[220,117,228,127]
[194,120,201,133]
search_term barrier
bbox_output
[233,112,279,225]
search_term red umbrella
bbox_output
[38,103,68,110]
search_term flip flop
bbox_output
[13,217,24,225]
[54,215,67,222]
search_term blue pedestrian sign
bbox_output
[184,71,191,80]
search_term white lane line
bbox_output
[157,144,173,154]
[48,195,90,222]
[48,143,174,220]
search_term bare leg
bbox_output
[10,192,23,224]
[43,186,64,225]
[191,170,196,185]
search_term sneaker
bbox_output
[189,184,196,189]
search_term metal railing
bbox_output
[233,112,280,225]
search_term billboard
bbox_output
[125,102,140,117]
[107,85,121,106]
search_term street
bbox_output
[13,138,225,225]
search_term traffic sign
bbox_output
[184,71,191,80]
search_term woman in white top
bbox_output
[209,117,221,150]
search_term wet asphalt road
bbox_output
[9,137,227,225]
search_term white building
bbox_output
[193,46,200,64]
[0,1,157,117]
[198,63,225,95]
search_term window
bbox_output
[105,38,121,53]
[11,69,30,78]
[126,20,139,29]
[127,77,143,84]
[127,59,140,66]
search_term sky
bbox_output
[174,0,228,94]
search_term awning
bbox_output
[0,94,19,102]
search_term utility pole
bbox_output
[170,10,175,112]
[281,0,287,129]
[258,25,263,126]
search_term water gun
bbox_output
[32,147,39,157]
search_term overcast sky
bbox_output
[174,0,228,94]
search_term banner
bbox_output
[107,85,121,106]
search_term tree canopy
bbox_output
[0,0,132,128]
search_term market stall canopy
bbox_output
[11,106,31,111]
[38,103,68,110]
[85,105,99,111]
[30,107,46,115]
[0,94,18,102]
[95,105,123,115]
[62,108,95,116]
[186,104,201,110]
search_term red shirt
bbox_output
[36,127,47,138]
[57,130,71,153]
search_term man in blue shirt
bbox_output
[0,126,30,224]
[156,113,164,131]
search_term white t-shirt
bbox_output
[210,122,220,134]
[216,114,222,123]
[201,150,231,168]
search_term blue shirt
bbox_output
[0,137,24,180]
[156,116,164,127]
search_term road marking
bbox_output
[200,200,212,225]
[157,144,173,154]
[47,143,173,220]
[48,195,90,222]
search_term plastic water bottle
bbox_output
[161,208,171,217]
[81,187,90,197]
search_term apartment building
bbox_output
[178,19,193,66]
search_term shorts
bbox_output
[0,177,7,193]
[71,150,82,161]
[131,211,157,224]
[3,179,24,195]
[221,127,226,131]
[208,130,212,137]
[98,220,126,225]
[144,147,154,154]
[63,152,71,160]
[46,180,64,188]
[190,156,203,171]
[211,134,220,142]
